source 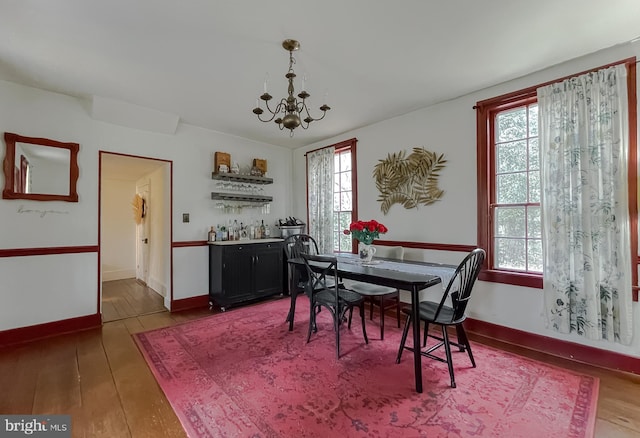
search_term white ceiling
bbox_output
[1,1,640,149]
[101,153,166,181]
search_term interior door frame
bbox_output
[97,151,173,319]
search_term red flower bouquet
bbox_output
[343,219,388,245]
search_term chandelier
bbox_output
[252,39,330,136]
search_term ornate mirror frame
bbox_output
[2,132,79,202]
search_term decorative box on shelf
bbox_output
[252,158,267,176]
[214,152,231,173]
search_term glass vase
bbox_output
[358,242,376,263]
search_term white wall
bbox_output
[101,178,136,281]
[293,41,640,358]
[173,245,209,302]
[0,253,97,331]
[0,78,292,331]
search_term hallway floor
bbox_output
[102,278,165,322]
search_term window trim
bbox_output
[491,99,541,275]
[476,58,637,294]
[334,139,358,253]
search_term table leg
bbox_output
[411,285,423,393]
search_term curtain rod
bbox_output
[304,138,357,156]
[304,144,334,156]
[473,57,637,110]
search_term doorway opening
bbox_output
[99,152,172,322]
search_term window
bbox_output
[476,58,637,292]
[493,102,542,273]
[477,94,542,287]
[332,139,358,253]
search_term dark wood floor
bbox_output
[0,293,638,437]
[102,278,166,322]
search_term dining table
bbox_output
[286,252,456,393]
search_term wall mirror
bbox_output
[2,132,79,202]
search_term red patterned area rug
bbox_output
[133,297,598,438]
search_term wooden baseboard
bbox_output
[171,295,210,312]
[378,306,639,375]
[464,318,640,375]
[0,294,213,347]
[0,313,101,348]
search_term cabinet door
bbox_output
[222,245,254,302]
[253,243,283,296]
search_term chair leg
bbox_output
[379,296,385,340]
[423,321,429,347]
[287,290,297,331]
[395,293,401,328]
[396,314,412,364]
[360,304,369,344]
[306,303,316,343]
[335,307,341,359]
[441,325,456,388]
[456,324,476,367]
[348,307,354,329]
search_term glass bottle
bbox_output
[228,219,234,241]
[264,221,270,238]
[255,219,262,239]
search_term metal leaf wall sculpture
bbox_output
[374,147,446,214]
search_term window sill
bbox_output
[478,270,543,289]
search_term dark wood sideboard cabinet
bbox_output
[209,240,284,310]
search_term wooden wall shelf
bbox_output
[211,173,273,185]
[210,192,273,203]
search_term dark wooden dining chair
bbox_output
[347,246,404,339]
[396,248,485,388]
[302,253,368,359]
[283,234,335,331]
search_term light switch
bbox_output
[182,213,189,223]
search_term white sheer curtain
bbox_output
[538,64,633,345]
[306,146,334,254]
